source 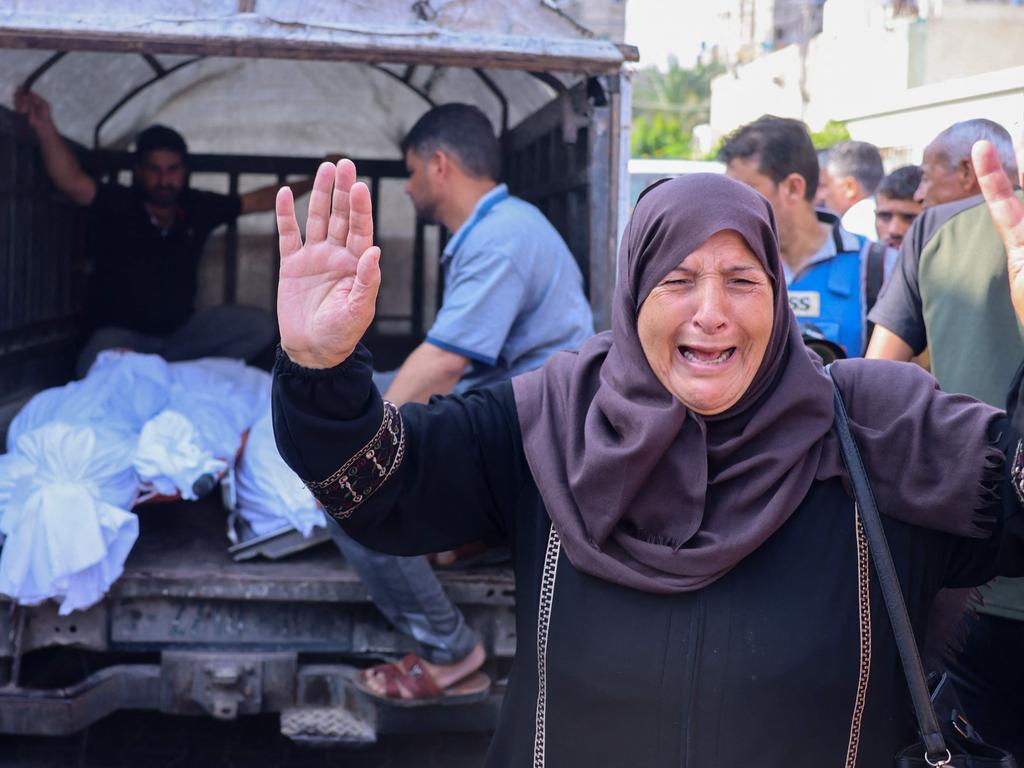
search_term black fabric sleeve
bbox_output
[944,361,1024,586]
[189,189,242,232]
[996,360,1024,575]
[89,182,131,214]
[866,217,928,354]
[271,344,528,556]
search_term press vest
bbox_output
[788,227,869,356]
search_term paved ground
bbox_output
[0,712,492,767]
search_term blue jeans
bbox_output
[77,305,278,377]
[325,516,479,666]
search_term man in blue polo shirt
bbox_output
[381,105,593,400]
[720,115,895,357]
[327,103,593,704]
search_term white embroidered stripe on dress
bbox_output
[845,506,873,768]
[533,526,561,768]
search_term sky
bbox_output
[624,0,724,70]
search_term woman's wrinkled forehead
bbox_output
[674,229,772,273]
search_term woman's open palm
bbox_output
[973,140,1024,325]
[276,159,381,369]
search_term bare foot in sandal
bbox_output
[356,642,489,706]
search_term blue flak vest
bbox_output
[787,227,869,357]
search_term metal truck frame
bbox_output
[0,1,633,743]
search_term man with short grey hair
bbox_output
[867,118,1020,376]
[819,140,885,240]
[916,118,1019,208]
[867,118,1024,759]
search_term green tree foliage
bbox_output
[631,113,691,158]
[631,55,723,159]
[810,119,851,150]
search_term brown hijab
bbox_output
[512,174,1002,594]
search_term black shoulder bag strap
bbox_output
[865,241,887,313]
[827,367,950,764]
[863,241,887,352]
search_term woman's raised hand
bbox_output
[276,159,381,369]
[973,140,1024,325]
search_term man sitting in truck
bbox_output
[326,103,594,704]
[15,88,312,376]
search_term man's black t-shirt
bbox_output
[87,183,241,335]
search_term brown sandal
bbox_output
[428,543,512,570]
[353,653,491,707]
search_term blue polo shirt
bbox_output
[426,184,594,392]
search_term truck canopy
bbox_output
[0,0,633,154]
[0,0,635,740]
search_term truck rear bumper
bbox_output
[0,653,501,740]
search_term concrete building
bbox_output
[708,0,1024,164]
[717,0,825,64]
[557,0,628,41]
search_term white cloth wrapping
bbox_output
[163,358,270,461]
[7,351,171,451]
[235,411,325,538]
[133,411,227,500]
[131,359,270,497]
[0,423,138,615]
[0,352,278,612]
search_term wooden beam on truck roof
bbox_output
[0,13,628,74]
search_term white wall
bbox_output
[708,0,1024,158]
[839,65,1024,165]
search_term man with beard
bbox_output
[15,88,305,376]
[323,103,593,705]
[872,165,922,249]
[383,102,593,402]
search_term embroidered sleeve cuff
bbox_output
[303,399,406,520]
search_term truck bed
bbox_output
[122,497,515,606]
[1,496,516,663]
[0,497,516,737]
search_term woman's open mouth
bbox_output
[679,346,736,366]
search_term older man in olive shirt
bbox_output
[867,118,1024,759]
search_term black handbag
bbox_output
[829,370,1017,768]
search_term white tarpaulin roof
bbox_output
[0,0,637,154]
[0,1,634,315]
[0,0,631,73]
[0,51,559,154]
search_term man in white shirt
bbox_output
[819,140,885,241]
